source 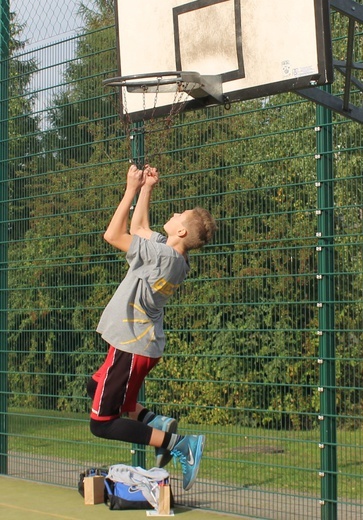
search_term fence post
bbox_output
[315,86,337,520]
[130,121,146,468]
[0,0,9,475]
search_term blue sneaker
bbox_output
[171,434,205,491]
[148,415,178,468]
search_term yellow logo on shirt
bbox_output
[153,278,180,297]
[120,303,155,350]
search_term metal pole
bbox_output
[0,0,9,475]
[130,121,146,468]
[315,86,337,520]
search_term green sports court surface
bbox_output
[0,476,246,520]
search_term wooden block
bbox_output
[84,475,104,505]
[158,484,170,515]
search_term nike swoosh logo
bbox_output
[187,446,195,466]
[128,486,141,494]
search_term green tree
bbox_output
[46,0,118,166]
[8,11,40,241]
[146,97,322,429]
[8,1,122,410]
[7,0,363,430]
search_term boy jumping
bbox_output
[87,164,216,491]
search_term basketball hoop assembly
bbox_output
[108,0,332,122]
[103,70,227,117]
[104,71,226,102]
[103,71,228,168]
[104,0,333,167]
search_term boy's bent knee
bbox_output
[90,418,109,439]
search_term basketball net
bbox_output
[108,76,199,170]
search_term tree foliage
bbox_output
[7,11,40,241]
[7,1,363,429]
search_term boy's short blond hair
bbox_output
[183,207,217,251]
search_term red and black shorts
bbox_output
[90,345,159,421]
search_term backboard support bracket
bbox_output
[184,73,224,105]
[297,0,363,124]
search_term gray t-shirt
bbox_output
[96,232,190,358]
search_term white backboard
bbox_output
[109,0,333,121]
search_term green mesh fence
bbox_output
[0,1,363,519]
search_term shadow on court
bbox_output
[0,476,245,520]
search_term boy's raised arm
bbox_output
[103,164,146,251]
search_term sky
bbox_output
[11,0,96,49]
[10,0,98,123]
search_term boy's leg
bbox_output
[120,356,178,468]
[169,434,206,491]
[148,427,206,491]
[89,349,204,487]
[128,404,178,468]
[147,414,178,467]
[91,349,159,422]
[90,417,153,445]
[90,347,136,421]
[90,417,204,491]
[127,403,153,421]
